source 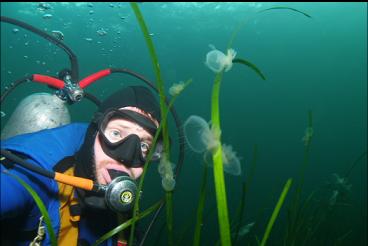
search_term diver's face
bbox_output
[93,111,155,185]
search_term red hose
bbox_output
[78,69,111,89]
[33,74,65,89]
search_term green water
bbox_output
[1,2,367,245]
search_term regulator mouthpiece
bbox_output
[104,172,138,213]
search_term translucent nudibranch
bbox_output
[169,81,186,97]
[328,190,339,206]
[221,144,242,176]
[238,222,255,237]
[332,173,352,192]
[205,44,237,73]
[302,127,313,146]
[183,115,242,176]
[158,156,176,191]
[183,115,220,153]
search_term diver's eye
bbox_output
[141,142,150,155]
[107,129,123,142]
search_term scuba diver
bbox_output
[1,86,163,246]
[0,16,184,246]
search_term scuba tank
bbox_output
[1,93,70,140]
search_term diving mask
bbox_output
[97,109,162,167]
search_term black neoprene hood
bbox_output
[97,86,161,122]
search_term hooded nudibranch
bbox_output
[205,44,237,73]
[183,115,242,176]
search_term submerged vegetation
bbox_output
[1,3,365,246]
[2,170,57,246]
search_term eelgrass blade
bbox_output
[193,163,209,246]
[130,3,173,245]
[175,208,195,246]
[295,110,313,201]
[211,72,232,245]
[126,5,192,242]
[232,144,258,244]
[128,121,165,246]
[128,102,179,246]
[127,94,180,246]
[285,111,313,244]
[228,6,311,49]
[255,235,261,246]
[129,2,169,153]
[177,204,216,246]
[165,191,174,245]
[3,171,57,246]
[286,190,316,245]
[129,1,170,167]
[231,181,247,244]
[335,229,352,244]
[139,202,165,246]
[233,58,266,80]
[258,7,312,18]
[153,222,166,246]
[93,199,163,246]
[344,151,367,179]
[133,78,192,246]
[260,178,293,246]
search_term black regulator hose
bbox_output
[0,75,33,104]
[1,149,54,178]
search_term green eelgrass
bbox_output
[128,123,165,246]
[284,110,313,245]
[3,170,57,246]
[344,151,367,179]
[176,197,216,246]
[126,80,191,246]
[226,9,310,244]
[232,59,266,81]
[210,71,232,245]
[260,178,293,246]
[165,190,174,245]
[209,12,268,244]
[130,4,311,246]
[127,4,194,242]
[232,144,258,244]
[227,6,311,49]
[283,151,367,245]
[258,7,312,18]
[193,159,209,246]
[285,191,319,245]
[153,221,166,246]
[92,199,163,246]
[130,3,172,245]
[209,18,267,246]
